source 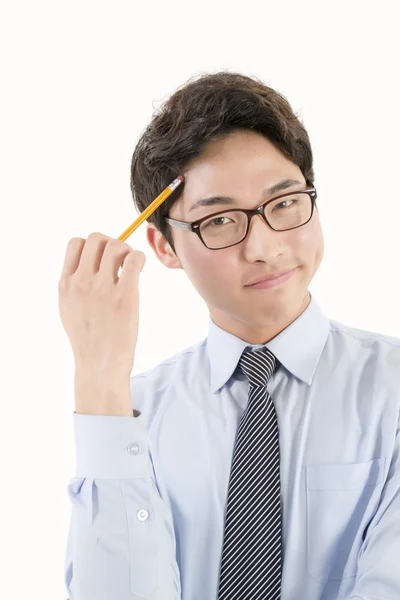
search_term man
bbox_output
[63,71,400,600]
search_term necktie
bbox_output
[217,347,282,600]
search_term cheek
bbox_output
[183,243,236,292]
[297,222,324,271]
[195,253,228,283]
[296,218,323,251]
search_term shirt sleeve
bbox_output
[64,411,181,600]
[348,413,400,599]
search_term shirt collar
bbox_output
[206,292,330,394]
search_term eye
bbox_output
[273,199,295,210]
[203,216,232,229]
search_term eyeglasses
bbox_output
[164,187,318,250]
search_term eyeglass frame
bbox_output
[164,187,318,250]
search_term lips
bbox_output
[245,268,296,286]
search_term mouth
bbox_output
[245,267,298,290]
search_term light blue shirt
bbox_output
[65,292,400,600]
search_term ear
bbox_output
[146,224,183,269]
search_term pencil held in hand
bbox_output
[118,175,184,242]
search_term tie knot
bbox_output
[238,347,277,387]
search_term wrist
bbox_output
[74,371,132,416]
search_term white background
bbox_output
[0,1,399,598]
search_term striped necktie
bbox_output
[217,346,282,600]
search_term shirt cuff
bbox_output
[73,412,150,479]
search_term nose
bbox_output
[242,212,284,258]
[246,212,274,239]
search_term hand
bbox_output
[58,232,146,413]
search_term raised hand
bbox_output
[58,232,146,415]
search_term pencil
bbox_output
[117,175,184,242]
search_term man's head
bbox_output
[131,72,324,344]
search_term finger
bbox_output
[76,232,113,277]
[118,249,146,289]
[99,239,134,284]
[60,237,86,280]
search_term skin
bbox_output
[146,129,324,345]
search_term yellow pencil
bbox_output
[117,176,184,242]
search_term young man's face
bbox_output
[147,129,324,344]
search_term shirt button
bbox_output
[127,443,141,455]
[137,509,149,521]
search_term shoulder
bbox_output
[328,319,400,357]
[327,318,400,389]
[329,319,400,348]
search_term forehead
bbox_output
[178,131,304,213]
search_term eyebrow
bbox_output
[188,178,304,214]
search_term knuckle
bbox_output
[132,250,146,264]
[115,288,131,307]
[129,249,145,260]
[73,277,90,294]
[123,252,139,266]
[87,232,112,243]
[107,238,126,251]
[58,277,68,293]
[126,252,146,272]
[67,237,84,247]
[93,279,109,296]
